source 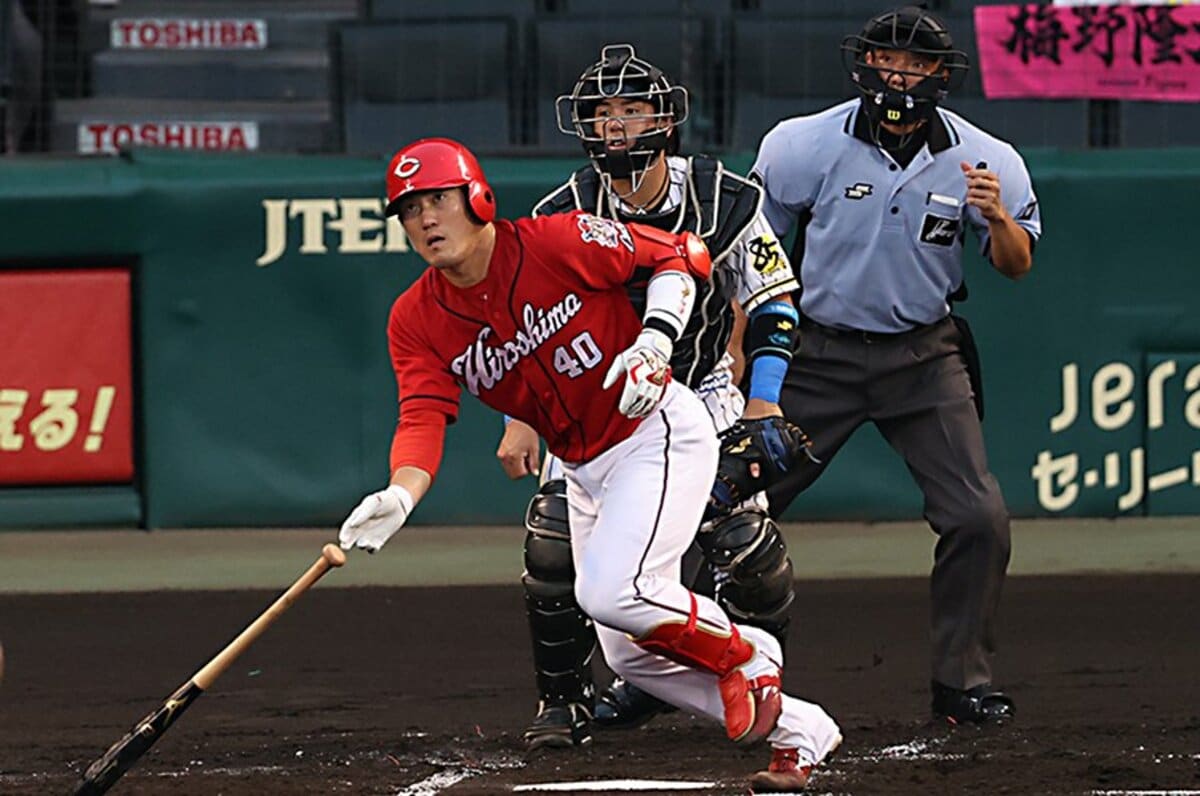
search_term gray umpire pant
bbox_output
[766,315,1010,693]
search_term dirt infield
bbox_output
[1,575,1198,795]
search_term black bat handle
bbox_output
[72,681,204,795]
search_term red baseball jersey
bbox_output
[388,211,697,464]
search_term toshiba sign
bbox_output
[78,122,260,154]
[110,18,268,49]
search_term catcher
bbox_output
[495,43,818,772]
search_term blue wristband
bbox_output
[748,354,788,404]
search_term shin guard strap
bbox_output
[633,594,752,676]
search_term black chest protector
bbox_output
[534,156,761,388]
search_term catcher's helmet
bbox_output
[384,137,496,223]
[841,6,968,136]
[556,43,689,188]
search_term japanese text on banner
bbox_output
[976,3,1200,100]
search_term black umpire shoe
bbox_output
[593,677,676,730]
[523,701,592,751]
[931,680,1016,725]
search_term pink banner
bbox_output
[976,4,1200,101]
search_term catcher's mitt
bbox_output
[709,416,818,514]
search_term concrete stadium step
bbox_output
[84,0,358,52]
[91,48,330,101]
[51,97,335,153]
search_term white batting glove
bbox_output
[602,328,674,419]
[338,484,414,553]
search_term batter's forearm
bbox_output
[643,270,697,341]
[390,465,432,504]
[389,410,448,483]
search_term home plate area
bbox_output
[1,577,1198,794]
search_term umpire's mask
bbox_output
[841,6,968,148]
[556,43,689,198]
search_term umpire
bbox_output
[751,5,1041,724]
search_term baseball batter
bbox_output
[496,44,812,753]
[338,137,841,791]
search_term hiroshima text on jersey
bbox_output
[451,293,584,396]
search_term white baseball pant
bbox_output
[562,381,839,761]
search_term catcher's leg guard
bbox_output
[522,479,594,749]
[698,509,795,647]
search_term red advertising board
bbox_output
[0,269,134,484]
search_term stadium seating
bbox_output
[0,0,12,147]
[941,97,1089,149]
[746,0,916,17]
[529,16,720,153]
[55,0,355,154]
[1120,101,1200,148]
[727,17,857,151]
[0,0,10,92]
[25,0,1192,155]
[551,0,730,15]
[337,20,516,156]
[92,50,330,102]
[368,0,536,20]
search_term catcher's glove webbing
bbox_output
[709,416,818,515]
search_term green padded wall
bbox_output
[1,148,1198,527]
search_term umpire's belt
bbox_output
[799,314,942,344]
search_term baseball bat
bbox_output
[72,543,347,796]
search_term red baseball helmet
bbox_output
[384,137,496,223]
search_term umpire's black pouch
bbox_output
[951,313,985,421]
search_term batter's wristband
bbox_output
[643,317,679,342]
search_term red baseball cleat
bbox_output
[748,747,812,793]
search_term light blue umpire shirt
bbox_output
[751,99,1042,334]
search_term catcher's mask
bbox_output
[840,5,968,148]
[384,137,496,224]
[556,43,689,196]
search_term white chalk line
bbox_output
[393,738,962,795]
[151,764,289,778]
[841,736,965,763]
[395,767,480,795]
[393,752,525,796]
[513,780,717,792]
